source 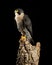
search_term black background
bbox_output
[0,0,49,65]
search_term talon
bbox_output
[20,35,26,41]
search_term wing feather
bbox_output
[24,15,33,36]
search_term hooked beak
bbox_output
[14,9,19,13]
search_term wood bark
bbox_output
[16,35,41,65]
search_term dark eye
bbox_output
[17,12,21,15]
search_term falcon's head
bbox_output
[14,8,24,21]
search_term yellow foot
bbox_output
[20,35,26,42]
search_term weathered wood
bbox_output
[16,35,41,65]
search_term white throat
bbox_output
[15,13,24,23]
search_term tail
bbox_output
[23,28,34,44]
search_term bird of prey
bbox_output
[14,8,34,43]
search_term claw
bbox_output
[20,35,26,42]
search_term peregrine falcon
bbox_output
[14,8,34,43]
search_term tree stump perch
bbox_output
[16,35,41,65]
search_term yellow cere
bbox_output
[14,9,18,13]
